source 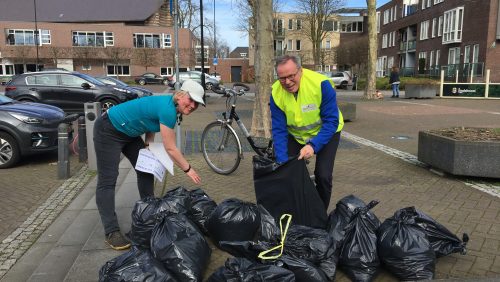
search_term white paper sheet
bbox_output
[135,149,166,182]
[148,142,174,176]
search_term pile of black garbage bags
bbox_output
[99,188,469,282]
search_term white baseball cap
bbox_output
[181,80,205,106]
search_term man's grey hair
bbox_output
[275,55,302,70]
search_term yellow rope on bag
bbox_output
[257,214,292,260]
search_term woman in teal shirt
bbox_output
[93,80,204,250]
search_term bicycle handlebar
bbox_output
[212,86,226,95]
[212,83,250,96]
[232,83,250,91]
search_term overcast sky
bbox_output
[211,0,391,52]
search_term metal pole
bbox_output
[200,0,206,90]
[213,0,216,75]
[33,0,40,70]
[78,116,87,163]
[58,123,70,179]
[173,0,182,150]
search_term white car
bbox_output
[318,71,352,89]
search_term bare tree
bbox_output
[104,47,132,76]
[249,0,273,138]
[133,48,158,71]
[235,0,283,43]
[177,0,200,30]
[365,0,377,99]
[293,0,345,66]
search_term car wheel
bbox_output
[341,81,348,89]
[18,97,36,103]
[100,99,118,112]
[138,79,146,85]
[0,132,21,169]
[205,83,213,90]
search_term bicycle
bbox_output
[201,83,273,175]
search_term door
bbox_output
[59,74,95,111]
[25,74,60,105]
[231,66,242,82]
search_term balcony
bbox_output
[399,40,416,52]
[274,28,285,39]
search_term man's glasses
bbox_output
[278,68,300,82]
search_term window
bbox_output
[383,10,389,24]
[403,4,417,17]
[72,31,106,47]
[422,0,426,10]
[325,40,331,49]
[472,44,479,64]
[382,33,388,48]
[429,50,434,66]
[133,33,161,48]
[288,19,293,30]
[393,5,397,21]
[296,19,302,30]
[334,21,339,31]
[163,34,172,48]
[436,49,440,65]
[105,32,114,46]
[0,66,2,75]
[376,12,381,33]
[434,0,444,4]
[438,16,443,36]
[420,20,429,40]
[432,18,437,38]
[464,45,470,64]
[443,7,464,44]
[82,64,91,71]
[340,21,363,32]
[6,29,49,46]
[5,65,14,75]
[287,39,293,51]
[426,0,431,8]
[60,74,87,87]
[388,32,393,47]
[419,52,427,61]
[160,67,173,76]
[323,20,334,31]
[26,74,58,86]
[295,40,301,51]
[448,47,460,64]
[107,65,130,76]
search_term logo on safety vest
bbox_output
[301,104,317,113]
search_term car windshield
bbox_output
[0,95,14,105]
[75,73,106,86]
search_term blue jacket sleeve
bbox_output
[309,80,340,153]
[270,95,289,163]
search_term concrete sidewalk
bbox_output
[1,91,500,281]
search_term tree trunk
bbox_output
[365,0,377,99]
[250,0,273,138]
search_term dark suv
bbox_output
[4,71,139,112]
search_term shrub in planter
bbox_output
[405,79,440,98]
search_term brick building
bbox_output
[377,0,500,81]
[0,0,200,79]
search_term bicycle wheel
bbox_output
[201,121,242,175]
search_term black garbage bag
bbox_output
[253,156,327,229]
[188,188,217,235]
[128,197,163,248]
[378,208,436,281]
[206,198,261,248]
[408,207,469,257]
[257,204,280,242]
[338,200,381,282]
[161,186,191,212]
[98,246,176,282]
[207,257,295,282]
[150,213,211,282]
[274,255,329,282]
[283,224,338,281]
[327,194,368,247]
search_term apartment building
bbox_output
[377,0,500,81]
[249,13,341,71]
[0,0,200,79]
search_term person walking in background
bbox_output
[270,55,344,210]
[389,66,400,98]
[93,80,204,250]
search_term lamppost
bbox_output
[33,0,40,70]
[199,0,206,90]
[213,0,216,75]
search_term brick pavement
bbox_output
[1,88,500,281]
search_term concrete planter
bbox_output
[405,84,438,98]
[418,130,500,178]
[339,102,356,122]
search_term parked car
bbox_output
[0,95,66,168]
[134,73,170,85]
[4,71,139,113]
[318,71,352,89]
[95,76,153,98]
[169,71,220,90]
